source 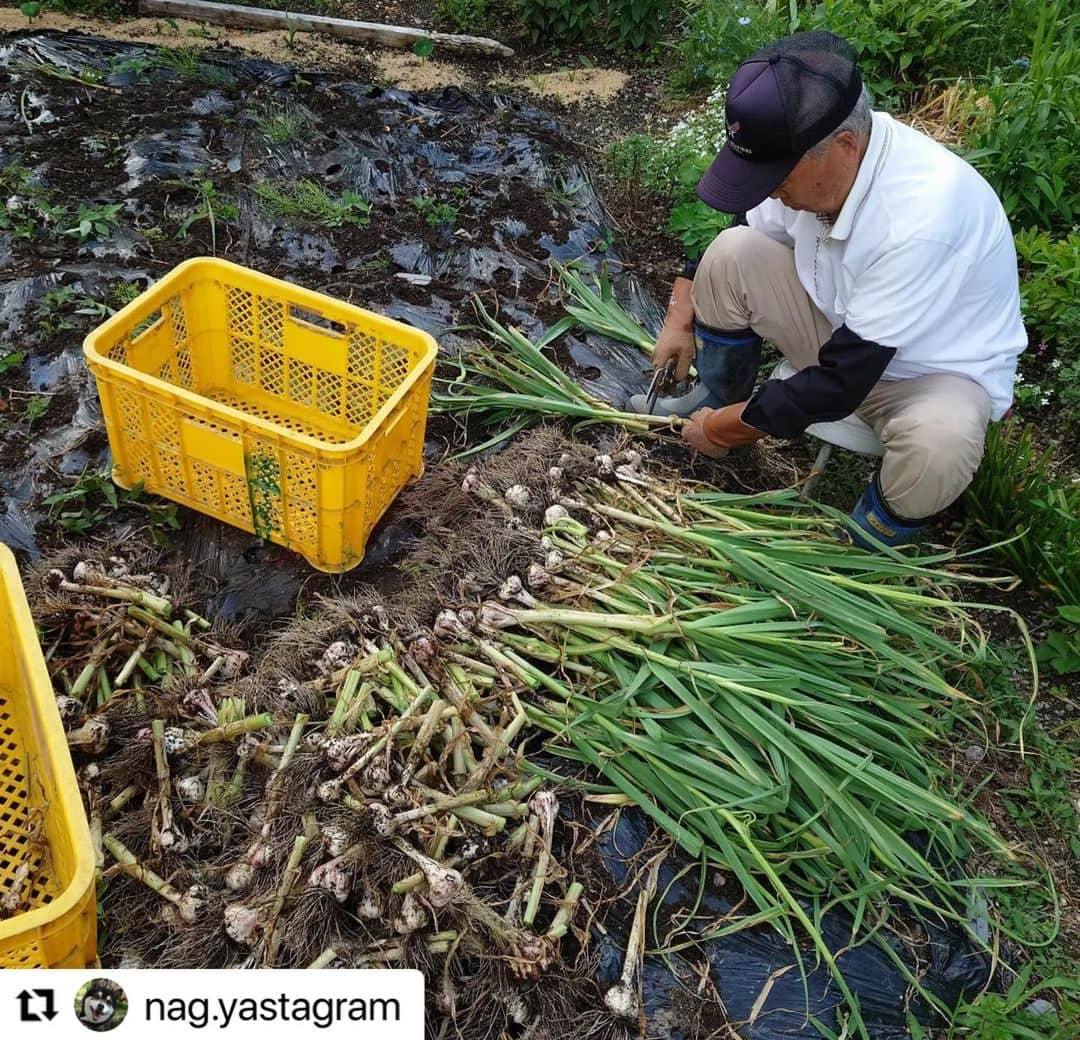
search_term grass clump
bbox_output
[253,180,371,229]
[251,104,314,145]
[964,0,1079,232]
[962,418,1080,606]
[152,47,236,89]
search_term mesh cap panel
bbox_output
[748,32,862,155]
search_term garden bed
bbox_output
[1,11,1077,1040]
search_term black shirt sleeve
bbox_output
[740,324,896,439]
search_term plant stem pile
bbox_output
[388,430,1039,1033]
[432,298,673,456]
[36,553,628,1038]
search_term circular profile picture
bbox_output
[74,978,129,1032]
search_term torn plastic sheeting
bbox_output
[586,803,989,1039]
[122,122,218,191]
[0,266,135,559]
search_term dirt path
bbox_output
[1,9,635,103]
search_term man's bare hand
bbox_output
[682,409,729,459]
[653,325,696,382]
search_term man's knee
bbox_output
[880,396,990,516]
[691,226,775,329]
[694,226,766,292]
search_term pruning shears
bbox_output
[645,358,677,414]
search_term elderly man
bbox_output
[633,31,1026,547]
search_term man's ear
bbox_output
[833,130,861,155]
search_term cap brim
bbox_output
[696,145,797,213]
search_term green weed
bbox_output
[110,281,143,309]
[800,0,980,100]
[669,0,787,94]
[251,104,313,145]
[23,394,50,436]
[253,180,370,229]
[0,350,25,377]
[939,966,1080,1039]
[1036,607,1080,678]
[436,0,488,33]
[63,202,123,244]
[411,194,460,229]
[1011,228,1080,422]
[44,470,181,543]
[666,199,729,259]
[152,47,236,89]
[170,177,238,255]
[606,0,671,53]
[962,418,1080,605]
[965,1,1079,232]
[520,0,599,44]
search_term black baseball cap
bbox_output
[697,31,863,213]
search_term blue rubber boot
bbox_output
[629,325,762,416]
[694,323,763,406]
[848,474,927,549]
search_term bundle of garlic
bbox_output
[397,429,1021,1035]
[35,549,611,1040]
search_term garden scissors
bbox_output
[645,358,678,414]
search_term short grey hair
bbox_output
[805,85,873,156]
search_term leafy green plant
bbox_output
[606,0,670,52]
[35,286,110,338]
[667,198,729,259]
[799,0,979,100]
[0,204,39,241]
[435,0,487,33]
[962,418,1080,605]
[670,0,786,93]
[965,1,1079,231]
[110,281,142,308]
[940,965,1080,1039]
[110,54,155,80]
[1011,228,1080,421]
[521,0,600,44]
[20,2,42,23]
[62,202,122,243]
[44,470,181,542]
[1015,229,1080,355]
[170,177,238,254]
[253,180,370,229]
[23,394,50,436]
[36,287,77,337]
[0,350,25,376]
[1036,606,1080,676]
[411,194,459,229]
[412,37,435,60]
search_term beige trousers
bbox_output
[691,226,992,519]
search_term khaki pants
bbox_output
[691,226,992,519]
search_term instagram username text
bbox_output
[145,994,402,1030]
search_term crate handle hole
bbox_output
[289,305,346,337]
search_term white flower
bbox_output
[738,16,752,25]
[1051,359,1062,369]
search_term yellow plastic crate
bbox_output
[84,258,438,572]
[0,544,96,968]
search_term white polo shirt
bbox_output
[746,111,1026,419]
